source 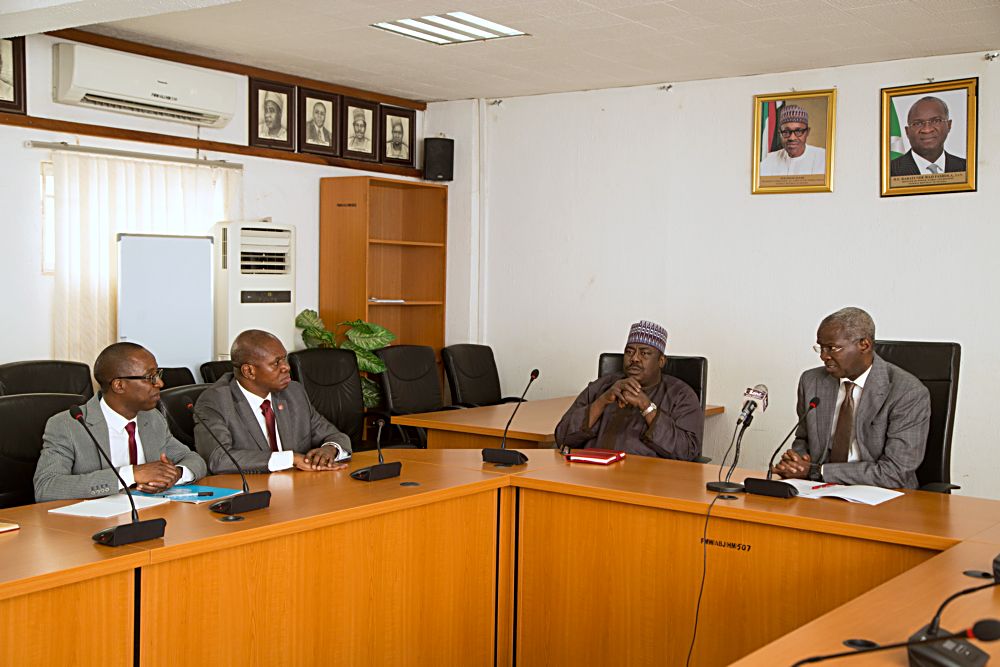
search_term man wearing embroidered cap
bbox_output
[348,107,372,152]
[555,321,703,460]
[759,104,826,176]
[258,90,287,140]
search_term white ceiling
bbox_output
[84,0,1000,102]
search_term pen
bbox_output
[811,483,836,490]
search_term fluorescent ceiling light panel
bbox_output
[372,12,526,45]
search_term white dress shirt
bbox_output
[910,150,947,175]
[100,398,194,489]
[827,364,872,466]
[236,383,347,471]
[759,144,827,176]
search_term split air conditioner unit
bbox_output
[213,222,297,359]
[54,42,237,128]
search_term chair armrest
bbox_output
[500,397,525,404]
[920,482,960,494]
[693,456,712,464]
[453,402,481,409]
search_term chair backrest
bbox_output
[159,384,211,449]
[159,367,196,390]
[441,344,503,406]
[288,349,364,444]
[375,345,444,415]
[200,360,234,384]
[0,392,86,508]
[597,352,708,409]
[873,340,960,488]
[0,360,94,399]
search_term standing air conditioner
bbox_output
[213,222,296,359]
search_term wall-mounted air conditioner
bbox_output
[213,222,297,358]
[54,42,237,128]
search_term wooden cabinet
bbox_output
[319,176,447,350]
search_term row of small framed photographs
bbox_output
[751,77,978,197]
[249,77,416,167]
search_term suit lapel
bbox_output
[84,394,113,470]
[230,378,269,451]
[272,390,296,453]
[815,373,840,457]
[854,356,889,459]
[136,410,159,463]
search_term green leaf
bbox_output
[340,320,395,350]
[295,309,326,331]
[341,340,386,373]
[301,327,335,349]
[360,376,382,409]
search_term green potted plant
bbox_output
[294,309,395,408]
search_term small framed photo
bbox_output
[380,106,416,167]
[341,97,379,162]
[752,88,836,194]
[249,79,295,151]
[880,78,977,197]
[297,88,340,157]
[0,36,26,115]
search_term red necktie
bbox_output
[124,421,138,466]
[261,399,278,452]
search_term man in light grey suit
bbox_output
[34,343,208,502]
[773,307,930,489]
[193,330,352,474]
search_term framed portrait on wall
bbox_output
[341,97,379,162]
[249,79,295,151]
[751,88,836,194]
[0,36,26,115]
[297,88,340,157]
[380,106,416,167]
[880,78,977,197]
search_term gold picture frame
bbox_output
[880,78,977,197]
[751,88,836,195]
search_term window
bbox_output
[40,161,54,274]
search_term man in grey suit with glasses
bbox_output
[34,342,208,502]
[772,307,931,489]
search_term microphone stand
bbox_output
[351,419,402,481]
[706,416,751,493]
[483,370,538,466]
[744,398,820,498]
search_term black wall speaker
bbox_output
[423,137,454,181]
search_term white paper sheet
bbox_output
[48,495,170,518]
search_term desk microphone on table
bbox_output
[351,418,401,481]
[483,369,538,466]
[69,405,166,546]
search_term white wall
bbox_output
[454,51,998,498]
[0,34,415,364]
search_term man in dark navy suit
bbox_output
[890,96,966,176]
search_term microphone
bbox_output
[69,405,166,546]
[790,619,1000,666]
[351,418,401,481]
[744,397,820,498]
[183,396,271,519]
[737,384,768,425]
[483,368,539,466]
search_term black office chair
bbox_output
[874,340,961,493]
[442,344,523,407]
[376,345,459,448]
[158,384,211,450]
[288,349,364,446]
[0,393,86,508]
[597,352,708,409]
[200,361,233,384]
[159,367,196,390]
[0,360,93,399]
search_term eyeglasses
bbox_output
[779,127,809,138]
[115,368,165,385]
[812,340,861,355]
[909,117,946,129]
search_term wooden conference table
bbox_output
[391,395,725,449]
[2,449,1000,666]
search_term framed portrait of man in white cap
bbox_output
[297,87,340,157]
[249,78,295,151]
[751,88,836,194]
[379,105,416,167]
[341,97,379,162]
[0,36,26,115]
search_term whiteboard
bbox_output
[117,234,213,378]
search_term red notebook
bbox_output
[564,449,626,465]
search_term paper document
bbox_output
[779,479,903,506]
[48,494,169,518]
